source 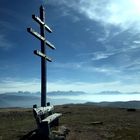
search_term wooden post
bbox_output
[40,6,46,107]
[27,5,55,107]
[28,6,69,139]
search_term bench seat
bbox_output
[42,113,62,124]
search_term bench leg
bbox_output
[38,122,50,139]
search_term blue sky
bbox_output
[1,0,140,95]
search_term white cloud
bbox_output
[0,35,13,50]
[51,61,120,76]
[0,78,40,93]
[49,0,140,31]
[133,40,140,44]
[1,77,140,94]
[48,80,140,93]
[91,52,114,60]
[81,0,140,31]
[52,62,81,69]
[86,66,121,75]
[0,21,21,31]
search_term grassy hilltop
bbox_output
[0,105,140,140]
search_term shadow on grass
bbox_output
[19,129,41,140]
[19,129,57,140]
[20,129,67,140]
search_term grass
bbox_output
[0,108,36,140]
[0,105,140,140]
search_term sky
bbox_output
[1,0,140,97]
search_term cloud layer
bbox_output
[48,0,140,31]
[1,78,140,94]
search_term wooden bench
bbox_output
[33,104,62,138]
[42,113,62,124]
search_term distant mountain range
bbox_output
[93,91,140,95]
[0,91,85,108]
[0,91,140,108]
[85,101,140,109]
[12,90,86,96]
[48,91,86,96]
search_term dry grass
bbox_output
[0,105,140,140]
[56,105,140,140]
[0,108,36,140]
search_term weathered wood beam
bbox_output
[32,14,52,33]
[27,28,55,50]
[42,113,62,124]
[34,50,52,62]
[34,106,54,115]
